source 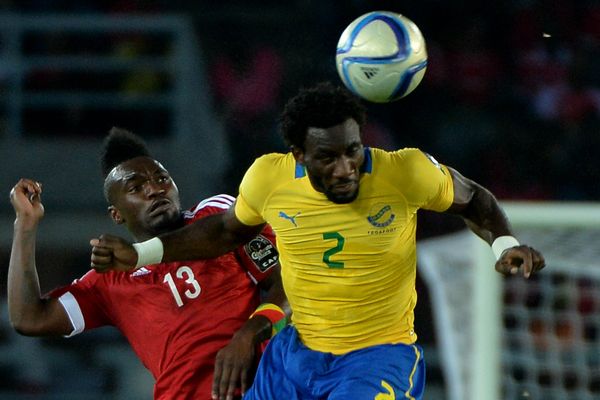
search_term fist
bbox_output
[495,245,545,278]
[90,234,138,273]
[10,178,45,224]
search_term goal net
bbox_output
[418,201,600,400]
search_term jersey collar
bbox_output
[360,147,372,173]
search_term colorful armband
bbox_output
[250,303,287,338]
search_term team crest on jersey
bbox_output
[244,235,279,272]
[423,152,445,174]
[367,204,395,228]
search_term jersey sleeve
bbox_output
[234,224,279,283]
[235,155,275,226]
[45,270,112,335]
[392,148,454,212]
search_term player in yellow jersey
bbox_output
[89,82,546,400]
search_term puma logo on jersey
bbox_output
[375,380,395,400]
[279,211,300,227]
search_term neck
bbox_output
[131,214,184,242]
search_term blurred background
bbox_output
[0,0,599,399]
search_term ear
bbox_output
[108,205,124,225]
[291,146,304,165]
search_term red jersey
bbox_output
[48,194,279,400]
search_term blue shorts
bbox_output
[244,325,425,400]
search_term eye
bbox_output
[157,176,171,184]
[127,184,141,193]
[315,153,335,164]
[348,145,362,156]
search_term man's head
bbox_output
[102,127,182,240]
[280,82,367,204]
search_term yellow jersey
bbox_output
[235,147,454,354]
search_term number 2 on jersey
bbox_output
[322,232,345,268]
[163,266,202,307]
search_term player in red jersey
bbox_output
[7,128,288,400]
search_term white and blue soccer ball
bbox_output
[336,11,428,103]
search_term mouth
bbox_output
[149,198,172,215]
[331,180,358,193]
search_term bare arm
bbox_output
[90,204,264,272]
[161,205,264,261]
[244,267,290,344]
[445,167,512,244]
[8,179,73,336]
[211,267,290,400]
[445,168,545,277]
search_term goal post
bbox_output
[418,201,600,400]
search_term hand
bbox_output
[495,245,546,278]
[90,234,138,273]
[212,327,257,400]
[10,179,44,228]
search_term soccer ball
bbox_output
[335,11,428,103]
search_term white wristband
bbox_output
[132,237,164,268]
[491,235,520,260]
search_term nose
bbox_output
[144,180,165,197]
[332,156,356,178]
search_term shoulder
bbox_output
[372,147,424,161]
[369,147,450,187]
[75,269,103,285]
[255,152,293,164]
[184,194,236,221]
[248,152,295,176]
[241,152,296,194]
[46,269,104,298]
[370,147,432,172]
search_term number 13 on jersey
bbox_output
[163,266,202,307]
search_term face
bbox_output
[106,157,182,240]
[293,118,364,204]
